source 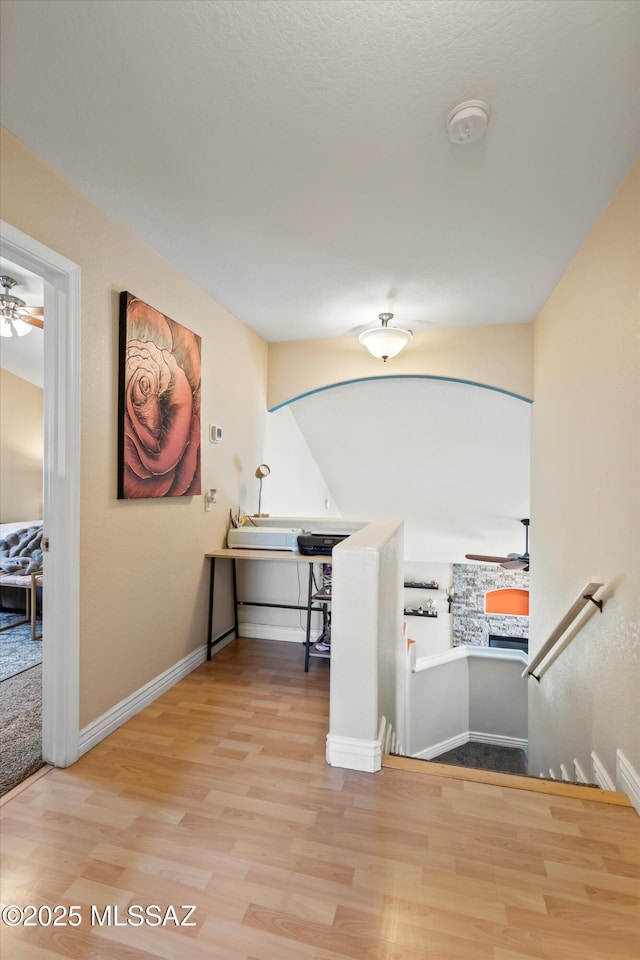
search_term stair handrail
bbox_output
[523,579,604,682]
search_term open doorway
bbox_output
[0,259,45,793]
[0,221,81,776]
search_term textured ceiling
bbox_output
[1,0,639,343]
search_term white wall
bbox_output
[529,159,639,788]
[403,560,453,657]
[285,377,531,563]
[468,657,528,741]
[262,405,340,518]
[409,654,468,758]
[409,648,528,759]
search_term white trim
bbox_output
[415,644,527,673]
[326,733,382,772]
[616,750,640,815]
[573,758,589,784]
[591,751,616,791]
[415,646,467,670]
[469,731,528,752]
[559,763,570,782]
[412,729,528,761]
[0,222,81,768]
[79,644,213,756]
[412,732,468,760]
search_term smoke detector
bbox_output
[447,100,490,144]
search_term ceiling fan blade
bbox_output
[465,554,511,563]
[24,313,44,329]
[501,557,528,570]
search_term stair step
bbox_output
[382,754,633,806]
[429,742,527,777]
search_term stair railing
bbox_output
[523,579,604,682]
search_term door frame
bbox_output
[1,221,81,766]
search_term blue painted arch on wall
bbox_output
[268,374,533,412]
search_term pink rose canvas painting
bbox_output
[118,292,201,499]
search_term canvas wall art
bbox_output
[118,292,201,499]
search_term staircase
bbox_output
[428,740,528,776]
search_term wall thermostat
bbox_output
[209,424,223,443]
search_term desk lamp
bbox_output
[255,464,271,516]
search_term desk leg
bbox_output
[232,558,239,638]
[304,562,314,672]
[207,558,216,660]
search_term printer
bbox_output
[227,527,304,551]
[297,533,350,555]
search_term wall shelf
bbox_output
[404,581,439,590]
[404,609,438,618]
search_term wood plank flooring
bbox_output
[1,637,638,959]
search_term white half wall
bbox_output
[327,519,404,771]
[409,647,528,760]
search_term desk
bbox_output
[205,548,333,670]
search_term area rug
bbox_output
[0,664,44,796]
[430,741,528,775]
[0,612,43,682]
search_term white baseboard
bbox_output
[591,751,616,791]
[468,731,528,752]
[238,622,311,643]
[616,750,640,815]
[412,730,527,762]
[412,732,469,761]
[79,642,215,756]
[326,733,382,772]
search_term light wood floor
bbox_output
[1,637,639,959]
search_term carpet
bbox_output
[0,612,43,682]
[0,664,44,796]
[430,741,528,776]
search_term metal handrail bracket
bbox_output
[523,579,604,681]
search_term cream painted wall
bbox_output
[0,127,268,726]
[267,321,533,410]
[529,159,640,783]
[0,367,43,522]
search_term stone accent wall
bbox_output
[452,564,529,647]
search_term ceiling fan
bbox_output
[465,518,530,572]
[0,275,44,337]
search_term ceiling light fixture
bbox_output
[358,313,412,362]
[446,99,490,144]
[0,275,35,338]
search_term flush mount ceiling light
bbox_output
[358,313,413,362]
[446,100,490,144]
